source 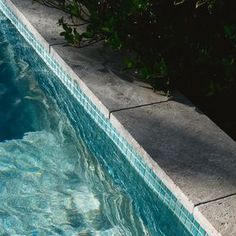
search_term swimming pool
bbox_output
[0,7,206,236]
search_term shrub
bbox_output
[35,0,236,97]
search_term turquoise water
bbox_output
[0,14,191,235]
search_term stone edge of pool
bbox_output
[1,0,236,235]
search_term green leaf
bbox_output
[174,0,185,6]
[140,66,151,79]
[82,31,94,39]
[196,0,209,8]
[101,27,111,33]
[124,58,135,69]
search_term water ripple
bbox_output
[0,14,191,236]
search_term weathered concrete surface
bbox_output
[198,195,236,236]
[110,94,236,235]
[110,95,236,205]
[11,0,168,112]
[52,43,168,112]
[7,0,236,235]
[11,0,68,45]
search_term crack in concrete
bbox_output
[194,193,236,207]
[109,98,173,119]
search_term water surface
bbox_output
[0,13,191,236]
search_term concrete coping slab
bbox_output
[11,0,169,115]
[6,0,236,235]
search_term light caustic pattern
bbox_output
[0,13,190,236]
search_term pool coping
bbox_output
[1,1,235,235]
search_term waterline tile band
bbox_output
[0,1,217,235]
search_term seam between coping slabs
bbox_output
[0,1,220,236]
[194,193,236,208]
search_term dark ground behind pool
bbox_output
[182,89,236,142]
[0,14,192,236]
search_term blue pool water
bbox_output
[0,14,192,235]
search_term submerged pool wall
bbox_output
[0,1,219,235]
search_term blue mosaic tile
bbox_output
[0,1,209,236]
[198,226,207,236]
[191,223,200,236]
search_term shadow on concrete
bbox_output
[113,99,236,204]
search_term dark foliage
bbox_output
[34,0,236,93]
[35,0,236,139]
